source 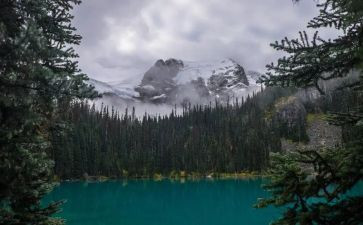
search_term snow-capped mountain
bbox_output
[134,58,261,104]
[88,58,262,109]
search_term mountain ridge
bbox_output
[87,58,262,113]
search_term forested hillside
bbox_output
[50,81,359,180]
[51,87,300,179]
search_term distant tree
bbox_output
[256,0,363,224]
[0,0,97,224]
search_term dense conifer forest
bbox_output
[50,82,359,180]
[50,87,299,178]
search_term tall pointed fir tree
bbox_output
[256,0,363,224]
[0,1,97,224]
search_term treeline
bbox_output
[50,87,298,179]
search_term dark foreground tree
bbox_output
[0,1,96,224]
[256,0,363,224]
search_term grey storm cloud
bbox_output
[71,0,330,83]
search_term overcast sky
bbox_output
[72,0,327,83]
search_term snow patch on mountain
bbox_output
[246,70,262,86]
[87,79,138,100]
[174,59,249,87]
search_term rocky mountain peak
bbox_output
[135,58,184,102]
[133,58,261,104]
[89,58,263,109]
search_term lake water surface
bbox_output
[44,179,363,225]
[43,179,282,225]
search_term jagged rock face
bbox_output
[208,63,248,92]
[274,96,307,128]
[246,70,262,84]
[281,116,342,152]
[208,63,249,101]
[271,96,309,142]
[134,58,258,105]
[135,58,183,102]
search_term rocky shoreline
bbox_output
[57,171,267,182]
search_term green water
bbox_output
[44,178,282,225]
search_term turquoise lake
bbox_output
[44,178,282,225]
[44,179,363,225]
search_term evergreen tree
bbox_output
[256,0,363,224]
[0,1,96,224]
